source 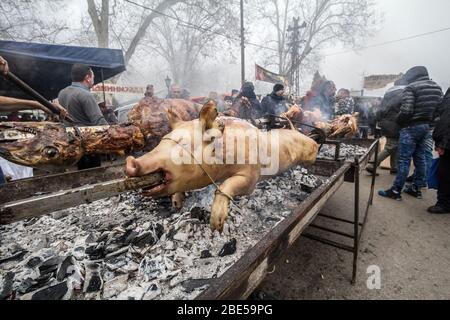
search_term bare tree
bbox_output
[252,0,378,76]
[0,0,69,43]
[142,0,238,88]
[83,0,186,65]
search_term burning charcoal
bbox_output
[85,242,106,260]
[17,278,36,295]
[132,232,156,248]
[102,274,128,299]
[123,230,139,245]
[173,232,189,242]
[181,279,211,293]
[105,256,127,271]
[0,250,28,266]
[72,246,86,261]
[164,241,175,251]
[300,181,315,193]
[167,227,177,240]
[154,223,164,239]
[96,231,109,243]
[31,281,68,300]
[83,263,103,293]
[190,207,209,223]
[121,219,135,229]
[142,283,161,300]
[26,256,43,269]
[218,238,237,257]
[200,250,212,259]
[35,272,54,288]
[66,263,84,292]
[140,257,164,281]
[0,272,15,300]
[39,256,62,275]
[56,256,76,281]
[84,233,97,244]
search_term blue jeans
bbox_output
[410,129,434,188]
[393,124,431,192]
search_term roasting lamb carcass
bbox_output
[0,98,200,171]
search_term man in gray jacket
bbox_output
[58,64,108,169]
[58,64,108,126]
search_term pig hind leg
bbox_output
[210,174,258,233]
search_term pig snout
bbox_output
[125,156,140,177]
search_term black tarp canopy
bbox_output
[0,40,126,100]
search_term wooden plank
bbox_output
[0,172,163,225]
[196,162,350,300]
[0,164,124,204]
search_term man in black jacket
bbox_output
[379,66,443,201]
[261,83,289,116]
[429,88,450,214]
[367,80,405,174]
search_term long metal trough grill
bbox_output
[0,166,163,225]
[196,161,350,300]
[0,138,379,299]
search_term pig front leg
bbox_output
[210,174,258,233]
[171,192,185,210]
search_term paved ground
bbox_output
[254,168,450,300]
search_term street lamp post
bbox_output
[165,76,172,97]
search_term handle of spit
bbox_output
[3,71,76,124]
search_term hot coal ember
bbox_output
[318,143,368,161]
[0,166,328,300]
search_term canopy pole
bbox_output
[101,68,106,104]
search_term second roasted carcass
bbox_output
[315,113,359,138]
[0,98,200,171]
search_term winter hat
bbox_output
[273,83,284,93]
[240,82,256,99]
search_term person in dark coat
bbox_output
[428,87,450,214]
[261,83,289,116]
[379,66,443,201]
[224,82,264,120]
[366,80,405,174]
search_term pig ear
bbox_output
[200,99,218,131]
[167,107,183,129]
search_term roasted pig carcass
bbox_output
[126,100,319,232]
[0,98,200,171]
[315,113,359,138]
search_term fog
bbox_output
[3,0,450,99]
[320,0,450,93]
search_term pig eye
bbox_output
[43,147,59,158]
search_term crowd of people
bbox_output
[368,66,449,215]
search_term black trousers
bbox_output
[438,150,450,209]
[77,155,102,171]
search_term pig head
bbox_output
[126,100,319,232]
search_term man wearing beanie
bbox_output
[261,83,289,116]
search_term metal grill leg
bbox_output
[352,159,360,285]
